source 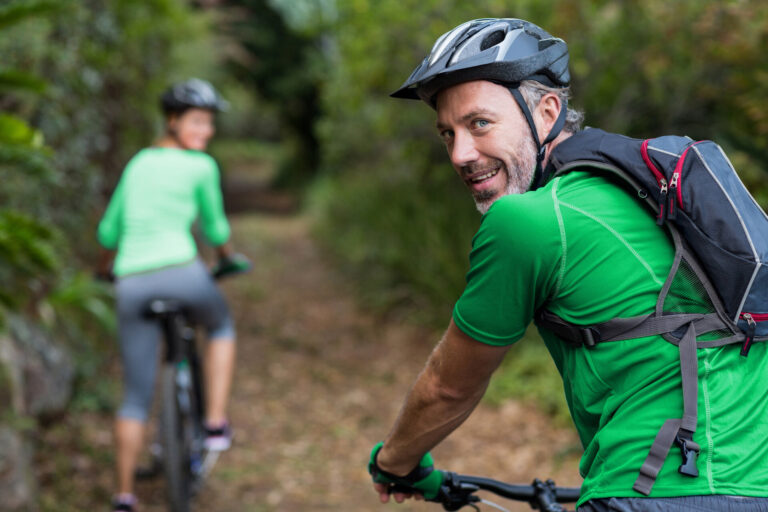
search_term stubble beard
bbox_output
[472,137,538,215]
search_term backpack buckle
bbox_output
[580,327,600,348]
[675,431,700,477]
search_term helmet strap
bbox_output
[508,87,567,191]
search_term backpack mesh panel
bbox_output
[662,257,733,341]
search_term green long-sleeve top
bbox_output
[97,148,230,277]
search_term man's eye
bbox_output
[472,119,489,129]
[440,130,454,141]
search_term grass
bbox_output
[484,327,572,427]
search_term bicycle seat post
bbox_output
[144,299,188,363]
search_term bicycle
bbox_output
[393,471,580,512]
[142,255,250,512]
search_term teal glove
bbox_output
[368,441,444,500]
[212,253,252,279]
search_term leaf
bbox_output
[0,0,62,31]
[0,114,41,146]
[0,70,47,94]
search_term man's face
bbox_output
[435,80,537,214]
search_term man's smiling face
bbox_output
[436,80,538,214]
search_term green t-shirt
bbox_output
[97,148,230,276]
[453,170,768,504]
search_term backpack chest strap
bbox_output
[535,309,721,347]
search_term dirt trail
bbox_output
[39,207,582,511]
[198,211,580,511]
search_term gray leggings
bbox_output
[115,259,235,421]
[579,495,768,511]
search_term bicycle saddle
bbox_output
[143,299,185,318]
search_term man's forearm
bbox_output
[377,354,486,474]
[376,321,509,475]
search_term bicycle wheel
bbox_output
[160,363,193,512]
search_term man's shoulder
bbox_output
[478,191,561,244]
[486,188,555,217]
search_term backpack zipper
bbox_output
[640,139,669,225]
[738,312,768,356]
[668,141,705,221]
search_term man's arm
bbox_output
[376,319,511,476]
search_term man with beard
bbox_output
[368,18,768,511]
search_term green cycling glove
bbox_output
[368,441,444,500]
[212,252,252,278]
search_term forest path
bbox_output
[39,193,581,512]
[190,210,580,511]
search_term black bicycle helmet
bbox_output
[160,78,229,115]
[391,18,571,191]
[391,18,569,104]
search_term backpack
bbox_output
[535,128,768,495]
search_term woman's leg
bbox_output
[204,337,236,426]
[114,274,162,501]
[115,418,145,494]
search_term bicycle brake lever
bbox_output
[437,472,481,511]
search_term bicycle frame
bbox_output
[159,309,206,428]
[139,258,250,510]
[146,300,208,512]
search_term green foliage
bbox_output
[0,0,59,30]
[44,272,117,413]
[45,272,116,337]
[0,0,219,414]
[308,162,478,323]
[484,329,571,425]
[312,0,768,317]
[0,70,47,94]
[312,0,543,324]
[0,1,61,327]
[0,210,61,320]
[0,113,43,146]
[0,0,220,243]
[308,0,768,414]
[223,0,325,188]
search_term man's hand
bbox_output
[367,321,508,504]
[368,441,443,503]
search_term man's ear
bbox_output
[534,93,562,142]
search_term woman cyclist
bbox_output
[97,78,248,512]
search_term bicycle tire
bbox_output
[161,364,192,512]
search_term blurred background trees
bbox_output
[0,0,225,396]
[309,0,768,321]
[8,0,762,335]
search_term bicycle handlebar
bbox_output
[394,471,580,511]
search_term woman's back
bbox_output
[97,147,230,276]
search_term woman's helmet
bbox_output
[160,78,229,115]
[391,18,569,105]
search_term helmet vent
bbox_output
[480,30,505,51]
[538,38,558,50]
